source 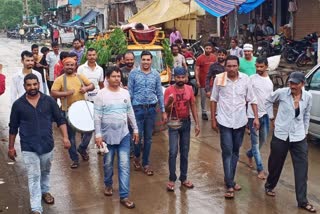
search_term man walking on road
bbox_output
[205,48,227,97]
[51,57,94,169]
[196,43,216,120]
[11,51,44,104]
[246,57,273,179]
[46,42,60,91]
[120,52,135,89]
[239,43,256,76]
[128,51,167,176]
[164,67,200,191]
[70,38,84,65]
[77,48,104,102]
[210,55,259,199]
[264,72,316,213]
[8,73,70,214]
[95,66,138,209]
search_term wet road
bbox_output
[0,36,319,214]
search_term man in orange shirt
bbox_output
[195,43,216,120]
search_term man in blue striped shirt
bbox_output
[128,51,167,176]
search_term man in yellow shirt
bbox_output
[51,57,94,168]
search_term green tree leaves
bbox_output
[0,0,23,29]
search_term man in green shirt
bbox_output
[239,44,256,76]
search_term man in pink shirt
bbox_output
[170,27,184,45]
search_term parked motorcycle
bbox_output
[185,57,198,96]
[296,45,316,67]
[282,32,318,64]
[256,34,284,57]
[188,36,204,58]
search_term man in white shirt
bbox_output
[210,55,259,199]
[46,42,60,91]
[77,48,104,102]
[246,57,273,179]
[11,51,44,104]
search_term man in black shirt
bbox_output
[205,48,227,97]
[121,52,135,88]
[8,73,70,214]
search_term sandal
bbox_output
[77,149,89,161]
[42,192,55,204]
[104,186,113,196]
[120,198,135,209]
[224,190,234,199]
[247,156,253,168]
[182,180,194,189]
[167,182,175,191]
[70,161,79,169]
[299,203,317,213]
[233,183,242,191]
[257,171,267,180]
[133,159,141,171]
[143,166,154,176]
[265,189,276,197]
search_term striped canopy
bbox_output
[195,0,247,17]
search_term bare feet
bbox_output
[257,171,267,180]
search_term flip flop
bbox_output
[143,166,154,176]
[42,192,55,204]
[167,182,175,191]
[299,203,317,213]
[120,198,135,209]
[265,189,276,197]
[233,183,242,191]
[133,159,141,171]
[182,180,194,189]
[224,190,234,199]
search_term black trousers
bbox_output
[265,135,309,206]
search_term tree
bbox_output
[0,0,23,29]
[28,0,42,17]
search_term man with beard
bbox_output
[264,72,316,213]
[246,57,273,179]
[70,38,84,65]
[128,51,167,176]
[164,67,200,191]
[205,48,227,97]
[11,51,44,104]
[171,44,187,70]
[46,42,60,91]
[195,43,217,120]
[239,43,256,76]
[120,52,135,89]
[77,48,104,102]
[8,73,70,214]
[95,66,138,209]
[210,55,259,199]
[51,57,94,168]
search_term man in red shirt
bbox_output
[195,43,216,120]
[164,67,200,191]
[53,52,69,80]
[0,64,5,96]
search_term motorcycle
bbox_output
[188,36,204,58]
[282,32,318,64]
[185,57,198,96]
[296,45,316,67]
[256,34,284,57]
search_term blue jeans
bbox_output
[104,134,131,199]
[246,114,270,172]
[61,111,92,162]
[168,119,191,182]
[219,124,246,189]
[133,106,157,167]
[22,151,53,213]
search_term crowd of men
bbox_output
[6,37,317,214]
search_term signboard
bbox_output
[60,32,75,44]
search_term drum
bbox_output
[67,100,94,132]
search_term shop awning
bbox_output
[238,0,265,14]
[60,9,99,27]
[128,0,205,26]
[69,0,81,7]
[195,0,246,17]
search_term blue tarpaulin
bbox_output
[60,9,99,27]
[238,0,265,14]
[69,0,81,7]
[194,0,265,17]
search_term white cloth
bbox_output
[210,72,257,129]
[247,74,273,118]
[11,69,44,104]
[77,61,104,102]
[46,51,60,81]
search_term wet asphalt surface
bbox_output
[0,36,319,214]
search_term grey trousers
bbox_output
[200,88,207,114]
[265,135,309,206]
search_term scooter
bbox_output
[185,57,198,96]
[188,36,204,58]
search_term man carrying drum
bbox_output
[51,57,94,169]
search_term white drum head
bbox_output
[68,100,94,132]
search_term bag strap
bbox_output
[63,74,68,114]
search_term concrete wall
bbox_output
[294,0,320,39]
